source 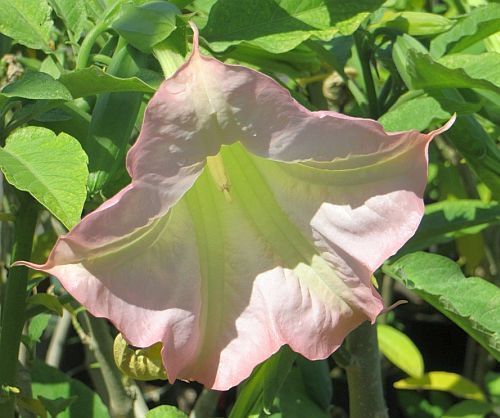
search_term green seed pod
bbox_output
[113,333,167,381]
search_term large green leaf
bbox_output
[384,252,500,361]
[229,347,296,418]
[112,1,179,53]
[59,67,155,98]
[399,200,500,254]
[1,72,73,101]
[0,0,54,51]
[430,4,500,58]
[438,53,500,90]
[0,127,88,229]
[378,324,424,379]
[49,0,87,40]
[202,0,384,53]
[31,360,110,418]
[273,366,330,418]
[393,35,500,94]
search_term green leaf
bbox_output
[430,4,500,58]
[59,67,155,98]
[38,396,77,418]
[485,372,500,403]
[394,372,486,401]
[146,406,188,418]
[229,346,296,418]
[377,324,424,379]
[379,95,451,131]
[31,360,111,418]
[393,35,500,94]
[0,127,88,229]
[202,0,385,53]
[383,252,500,361]
[49,0,87,40]
[273,366,330,418]
[438,53,500,89]
[442,400,493,418]
[400,200,500,254]
[444,114,500,201]
[372,11,453,36]
[28,313,51,343]
[0,0,54,51]
[379,90,481,132]
[1,72,72,101]
[112,1,179,53]
[295,357,332,411]
[27,294,64,317]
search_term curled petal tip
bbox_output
[429,113,456,140]
[188,21,200,56]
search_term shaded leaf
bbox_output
[202,0,384,53]
[31,360,110,418]
[0,127,88,229]
[377,324,424,378]
[230,347,296,418]
[27,294,64,317]
[442,400,492,418]
[59,67,155,98]
[384,252,500,361]
[274,366,330,418]
[112,1,179,53]
[400,200,500,254]
[38,396,77,418]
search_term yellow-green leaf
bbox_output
[394,372,486,401]
[377,324,424,378]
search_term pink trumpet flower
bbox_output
[17,25,453,390]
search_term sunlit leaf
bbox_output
[0,127,88,229]
[394,372,486,401]
[377,324,424,378]
[384,253,500,361]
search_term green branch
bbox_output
[0,194,37,418]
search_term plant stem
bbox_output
[76,21,108,69]
[345,322,388,418]
[82,313,135,418]
[0,194,37,417]
[189,389,220,418]
[354,31,380,119]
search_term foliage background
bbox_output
[0,0,499,417]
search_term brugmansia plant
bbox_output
[0,1,499,418]
[17,25,453,389]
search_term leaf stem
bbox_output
[76,21,109,69]
[354,31,380,119]
[0,194,37,418]
[345,322,388,418]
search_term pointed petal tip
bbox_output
[188,21,200,56]
[428,113,456,140]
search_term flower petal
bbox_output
[17,25,453,389]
